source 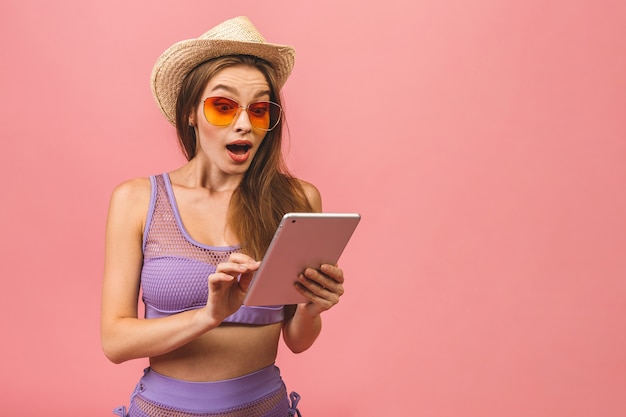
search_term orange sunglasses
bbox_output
[203,96,282,131]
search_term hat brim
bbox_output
[151,38,295,125]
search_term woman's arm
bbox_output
[281,181,346,353]
[100,179,258,364]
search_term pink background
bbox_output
[1,0,625,415]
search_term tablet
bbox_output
[243,212,361,306]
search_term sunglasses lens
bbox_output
[203,97,282,130]
[247,102,281,130]
[204,97,239,126]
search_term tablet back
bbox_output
[243,212,361,306]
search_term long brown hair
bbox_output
[175,55,313,258]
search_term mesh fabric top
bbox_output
[140,174,284,324]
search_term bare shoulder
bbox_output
[111,177,151,200]
[107,177,152,228]
[297,179,322,212]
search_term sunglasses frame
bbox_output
[202,96,283,132]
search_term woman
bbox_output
[101,16,345,417]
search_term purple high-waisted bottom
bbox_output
[113,365,301,417]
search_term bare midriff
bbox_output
[148,322,283,382]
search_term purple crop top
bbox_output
[140,173,285,325]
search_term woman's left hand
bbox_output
[294,264,345,317]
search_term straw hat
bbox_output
[150,16,295,125]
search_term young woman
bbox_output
[100,16,346,417]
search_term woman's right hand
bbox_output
[204,252,260,324]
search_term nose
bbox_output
[232,106,252,133]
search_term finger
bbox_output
[303,267,341,291]
[216,260,260,275]
[208,272,237,292]
[297,273,336,299]
[320,264,345,284]
[302,270,327,290]
[209,271,236,282]
[236,271,255,292]
[294,279,322,300]
[228,252,259,265]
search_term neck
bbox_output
[174,159,244,193]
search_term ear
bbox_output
[188,110,197,127]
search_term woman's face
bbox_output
[190,65,271,177]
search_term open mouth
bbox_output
[226,144,251,155]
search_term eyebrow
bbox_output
[210,84,271,100]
